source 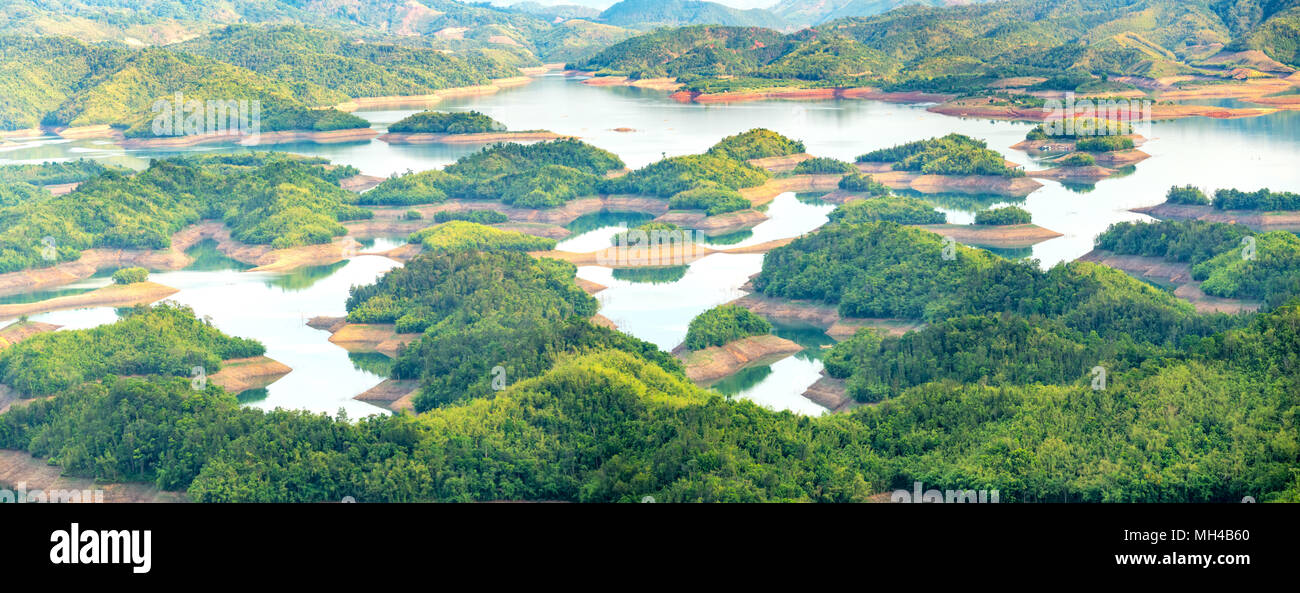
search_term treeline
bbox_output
[0,159,123,186]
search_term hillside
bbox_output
[0,0,641,63]
[578,0,1300,93]
[177,25,528,98]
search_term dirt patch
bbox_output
[120,128,378,149]
[729,293,919,339]
[355,379,420,410]
[209,356,292,393]
[340,174,385,192]
[0,281,178,318]
[678,334,804,384]
[0,450,188,502]
[326,323,419,358]
[576,278,607,295]
[0,320,60,350]
[740,175,843,205]
[334,77,538,112]
[748,153,815,173]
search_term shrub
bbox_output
[1166,185,1210,205]
[792,157,855,175]
[668,186,752,215]
[974,206,1032,225]
[111,267,149,285]
[838,173,891,195]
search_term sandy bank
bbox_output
[209,356,293,393]
[576,278,607,295]
[120,127,378,149]
[42,182,80,196]
[678,334,804,385]
[740,175,843,205]
[914,223,1063,248]
[0,321,60,350]
[654,208,768,235]
[0,450,187,502]
[316,320,419,358]
[1029,165,1118,182]
[0,281,178,318]
[801,376,859,413]
[50,124,122,140]
[378,130,570,144]
[1131,203,1300,232]
[354,379,420,413]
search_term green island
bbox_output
[683,304,773,351]
[387,111,508,135]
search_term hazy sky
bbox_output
[496,0,783,10]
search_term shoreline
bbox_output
[677,334,804,385]
[0,450,187,503]
[0,281,179,319]
[729,293,923,339]
[209,356,294,394]
[1078,250,1262,314]
[1131,203,1300,232]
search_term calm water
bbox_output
[3,73,1298,415]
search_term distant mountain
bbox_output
[599,0,791,30]
[772,0,996,25]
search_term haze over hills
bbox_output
[598,0,791,30]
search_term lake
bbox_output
[2,73,1298,416]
